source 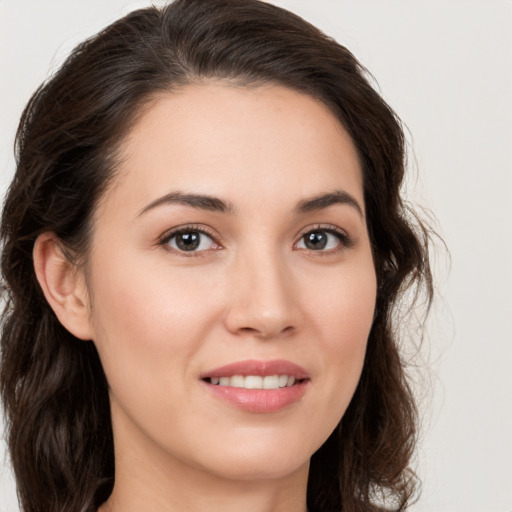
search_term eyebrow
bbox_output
[138,191,235,217]
[137,189,363,217]
[295,190,363,217]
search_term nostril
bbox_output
[239,327,258,334]
[238,325,295,338]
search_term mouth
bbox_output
[204,374,304,389]
[200,360,310,413]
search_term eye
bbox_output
[162,227,220,253]
[295,227,353,252]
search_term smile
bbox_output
[205,375,298,389]
[201,360,310,413]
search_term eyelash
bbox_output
[158,223,354,257]
[159,224,220,258]
[297,224,355,255]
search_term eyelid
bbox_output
[157,223,354,256]
[158,224,223,255]
[294,223,355,252]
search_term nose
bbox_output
[224,249,300,339]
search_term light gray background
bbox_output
[1,1,511,511]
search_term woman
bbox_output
[0,1,433,511]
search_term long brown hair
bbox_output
[1,1,433,511]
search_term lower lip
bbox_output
[203,380,309,413]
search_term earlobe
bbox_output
[33,232,93,341]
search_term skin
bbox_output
[35,83,377,512]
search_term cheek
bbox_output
[314,259,377,344]
[86,254,222,399]
[90,253,217,339]
[309,261,376,414]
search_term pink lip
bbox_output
[200,359,310,379]
[200,359,310,413]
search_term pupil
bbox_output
[305,231,327,250]
[177,232,200,251]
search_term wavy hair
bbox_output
[1,1,433,511]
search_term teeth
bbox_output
[245,375,263,389]
[230,375,245,388]
[263,375,279,389]
[208,375,299,389]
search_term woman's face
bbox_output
[84,83,376,483]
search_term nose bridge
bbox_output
[224,241,298,338]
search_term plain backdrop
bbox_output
[1,1,511,511]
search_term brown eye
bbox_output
[165,230,215,252]
[296,228,350,252]
[303,231,329,250]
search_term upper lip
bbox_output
[200,359,310,380]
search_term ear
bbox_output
[33,232,94,341]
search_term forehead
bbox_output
[100,82,364,217]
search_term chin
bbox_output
[185,429,318,482]
[207,455,310,483]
